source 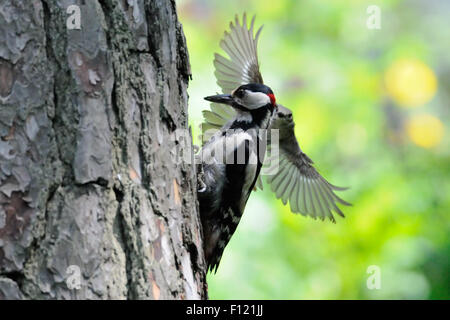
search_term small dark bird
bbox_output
[198,14,350,273]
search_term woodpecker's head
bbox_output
[269,104,295,139]
[205,83,276,112]
[271,104,293,127]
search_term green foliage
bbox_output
[178,0,450,299]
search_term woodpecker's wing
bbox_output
[200,13,264,141]
[200,103,236,143]
[266,105,351,222]
[214,13,264,92]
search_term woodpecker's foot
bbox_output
[197,163,207,193]
[197,171,207,193]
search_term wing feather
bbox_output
[210,102,236,119]
[266,157,287,183]
[214,54,242,75]
[318,183,339,222]
[202,110,228,126]
[255,175,263,190]
[306,179,317,219]
[290,174,300,213]
[312,181,328,221]
[271,163,291,192]
[294,176,308,216]
[276,164,295,199]
[298,175,308,215]
[265,105,350,222]
[282,167,297,205]
[309,180,320,220]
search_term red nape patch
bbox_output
[267,93,276,106]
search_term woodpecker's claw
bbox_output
[197,164,207,193]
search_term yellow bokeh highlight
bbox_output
[406,114,444,148]
[385,59,437,107]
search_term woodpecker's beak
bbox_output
[204,94,234,105]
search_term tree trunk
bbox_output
[0,0,207,299]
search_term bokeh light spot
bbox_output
[385,59,437,107]
[406,114,444,148]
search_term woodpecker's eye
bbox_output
[234,89,245,99]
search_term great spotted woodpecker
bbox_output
[198,14,350,273]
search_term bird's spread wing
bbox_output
[266,108,351,222]
[214,13,264,92]
[201,15,350,217]
[200,13,264,143]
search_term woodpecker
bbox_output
[198,14,350,273]
[198,83,276,273]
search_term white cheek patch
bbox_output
[235,110,252,122]
[244,91,271,109]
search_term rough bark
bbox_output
[0,0,207,299]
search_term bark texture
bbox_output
[0,0,207,299]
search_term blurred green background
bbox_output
[177,0,450,299]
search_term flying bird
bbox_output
[197,14,350,273]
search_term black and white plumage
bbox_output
[198,83,276,273]
[198,14,350,272]
[202,15,350,219]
